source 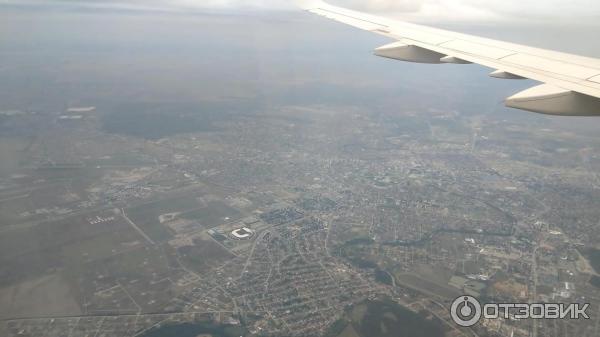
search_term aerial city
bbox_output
[1,1,600,337]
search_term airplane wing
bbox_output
[297,0,600,116]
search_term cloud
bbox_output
[338,0,600,23]
[3,0,599,24]
[340,0,425,12]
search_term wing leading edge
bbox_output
[298,0,600,116]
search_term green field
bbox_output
[141,322,246,337]
[327,299,446,337]
[180,201,242,228]
[178,238,235,274]
[582,247,600,274]
[127,197,243,242]
[126,196,202,242]
[590,275,600,289]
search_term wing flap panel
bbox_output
[438,40,515,60]
[502,54,599,80]
[387,25,453,45]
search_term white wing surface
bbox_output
[298,0,600,116]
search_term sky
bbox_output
[2,0,600,24]
[341,0,600,23]
[1,0,599,134]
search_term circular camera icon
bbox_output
[450,295,482,327]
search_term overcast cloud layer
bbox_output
[344,0,600,21]
[3,0,600,23]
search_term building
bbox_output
[231,227,254,239]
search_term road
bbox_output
[121,208,156,245]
